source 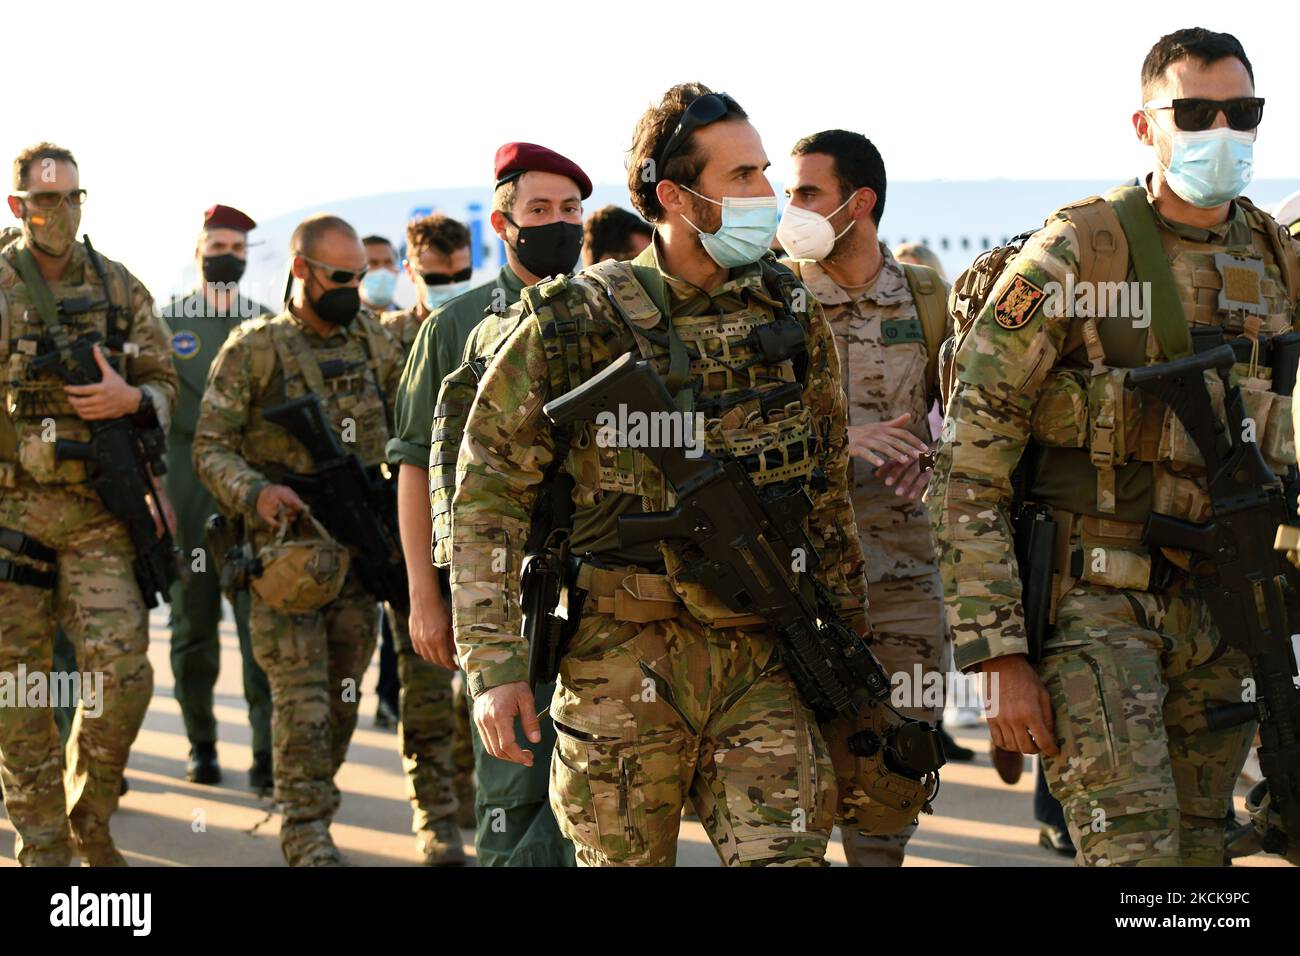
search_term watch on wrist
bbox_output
[135,388,154,416]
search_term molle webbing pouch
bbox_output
[429,354,488,570]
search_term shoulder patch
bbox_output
[993,275,1046,330]
[171,329,201,358]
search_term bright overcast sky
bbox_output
[3,0,1294,294]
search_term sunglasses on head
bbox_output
[421,266,473,287]
[1144,96,1264,132]
[297,253,367,284]
[13,188,87,210]
[657,92,743,170]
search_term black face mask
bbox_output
[505,216,582,279]
[203,253,246,285]
[306,275,360,327]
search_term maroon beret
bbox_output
[203,204,257,233]
[493,142,592,199]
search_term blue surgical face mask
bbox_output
[1158,124,1255,208]
[423,280,470,310]
[678,185,778,268]
[361,269,397,308]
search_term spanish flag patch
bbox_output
[993,275,1046,330]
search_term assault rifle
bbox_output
[544,353,945,778]
[1127,344,1300,860]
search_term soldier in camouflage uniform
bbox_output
[193,214,405,866]
[454,86,867,866]
[377,213,475,863]
[161,203,273,791]
[0,143,178,866]
[778,129,951,866]
[927,29,1300,865]
[392,143,589,867]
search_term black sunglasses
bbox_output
[1145,96,1264,132]
[657,92,742,171]
[297,253,368,284]
[421,266,473,287]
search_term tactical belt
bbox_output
[0,526,57,590]
[574,559,765,628]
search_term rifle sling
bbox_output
[12,246,72,362]
[1106,186,1192,361]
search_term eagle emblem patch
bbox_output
[993,275,1046,330]
[171,330,201,358]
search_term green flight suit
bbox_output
[388,264,574,866]
[161,289,272,760]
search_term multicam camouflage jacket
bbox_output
[927,186,1300,671]
[450,241,869,695]
[192,307,404,542]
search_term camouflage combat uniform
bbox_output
[928,182,1300,865]
[0,235,177,866]
[390,266,574,866]
[378,303,469,844]
[451,241,867,866]
[791,247,949,866]
[193,305,404,865]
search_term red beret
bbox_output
[494,142,592,199]
[203,204,257,233]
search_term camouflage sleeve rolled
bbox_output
[802,299,870,629]
[450,315,556,695]
[926,217,1080,671]
[192,325,268,518]
[121,267,178,432]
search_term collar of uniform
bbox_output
[1142,173,1252,246]
[497,264,527,300]
[646,231,764,308]
[9,237,89,284]
[796,243,910,306]
[284,303,350,344]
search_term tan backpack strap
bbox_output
[901,262,948,402]
[269,319,327,398]
[585,260,662,363]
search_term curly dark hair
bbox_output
[626,83,748,223]
[406,213,471,258]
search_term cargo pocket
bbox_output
[1038,641,1131,789]
[550,722,650,863]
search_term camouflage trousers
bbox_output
[385,603,468,833]
[549,609,837,866]
[1039,577,1255,866]
[249,572,378,866]
[0,481,152,866]
[841,571,944,867]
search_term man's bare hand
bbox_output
[982,654,1058,756]
[255,484,305,528]
[874,454,932,500]
[847,413,929,468]
[64,346,143,421]
[473,681,539,766]
[410,587,456,670]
